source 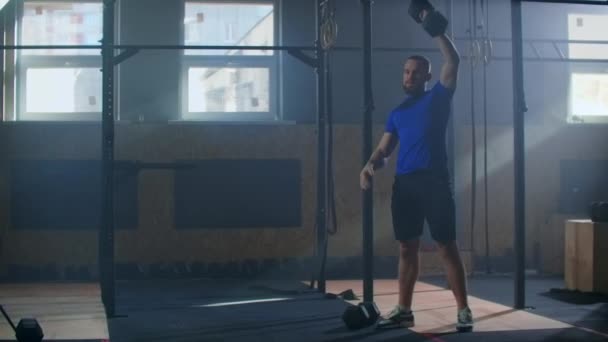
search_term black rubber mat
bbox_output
[422,274,608,338]
[107,278,608,341]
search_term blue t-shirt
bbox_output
[385,81,454,176]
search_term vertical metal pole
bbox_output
[361,0,374,304]
[315,0,328,294]
[483,0,491,274]
[510,0,526,310]
[100,0,116,317]
[3,0,15,120]
[0,7,4,118]
[446,0,455,202]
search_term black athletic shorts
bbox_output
[391,170,456,242]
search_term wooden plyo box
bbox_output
[565,220,608,294]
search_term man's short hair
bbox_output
[406,55,431,73]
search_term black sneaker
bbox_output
[456,307,473,332]
[376,306,415,329]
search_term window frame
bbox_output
[568,67,608,124]
[16,0,103,121]
[566,11,608,125]
[180,0,279,122]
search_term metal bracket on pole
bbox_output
[287,48,319,69]
[113,48,139,66]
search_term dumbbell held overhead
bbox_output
[408,0,448,37]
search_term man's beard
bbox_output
[403,84,423,96]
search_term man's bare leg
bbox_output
[398,239,420,309]
[377,239,420,329]
[436,240,468,310]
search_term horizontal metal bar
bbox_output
[0,45,441,55]
[455,37,608,45]
[0,44,434,51]
[486,56,608,63]
[117,161,195,170]
[4,44,608,63]
[4,39,608,52]
[552,42,566,59]
[522,0,608,5]
[529,41,541,59]
[0,44,317,51]
[527,39,608,45]
[333,46,437,53]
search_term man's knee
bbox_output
[399,239,420,259]
[436,240,458,259]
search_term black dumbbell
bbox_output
[16,318,44,342]
[342,302,380,330]
[591,201,608,222]
[408,0,434,23]
[1,305,44,342]
[602,202,608,221]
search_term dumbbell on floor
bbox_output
[590,201,608,223]
[342,302,380,330]
[1,305,44,342]
[16,318,44,342]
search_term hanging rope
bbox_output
[311,0,338,290]
[321,0,338,286]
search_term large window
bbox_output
[569,72,608,123]
[567,13,608,123]
[182,1,276,121]
[17,1,102,121]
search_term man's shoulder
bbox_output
[431,80,455,96]
[426,81,455,104]
[389,97,409,113]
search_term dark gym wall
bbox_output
[451,1,608,273]
[1,0,608,279]
[0,123,411,278]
